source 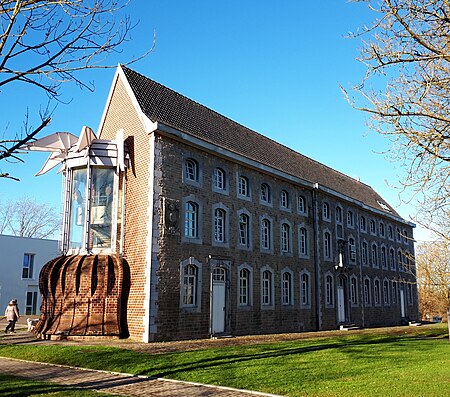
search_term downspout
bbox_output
[312,184,322,331]
[356,208,365,328]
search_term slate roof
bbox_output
[121,65,402,220]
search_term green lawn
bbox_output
[0,374,119,397]
[1,324,449,397]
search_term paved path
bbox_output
[0,330,284,397]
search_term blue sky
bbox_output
[0,1,431,242]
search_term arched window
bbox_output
[324,231,332,259]
[182,264,198,306]
[213,167,226,191]
[350,276,358,305]
[361,241,368,265]
[281,270,293,305]
[261,269,273,306]
[260,183,271,204]
[389,248,396,270]
[388,225,393,239]
[336,206,343,223]
[325,274,334,306]
[238,213,250,247]
[185,158,199,182]
[298,195,306,214]
[383,279,390,305]
[374,279,381,306]
[381,246,387,269]
[360,216,366,232]
[281,222,291,253]
[261,218,271,250]
[349,237,356,263]
[214,208,226,242]
[280,189,289,209]
[379,222,385,237]
[364,278,371,305]
[347,210,354,227]
[323,202,330,220]
[371,243,378,268]
[398,250,403,271]
[184,201,199,238]
[396,227,401,242]
[392,281,398,304]
[299,227,308,256]
[239,267,251,305]
[238,175,249,197]
[370,219,376,234]
[300,271,310,307]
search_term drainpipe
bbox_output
[312,184,322,331]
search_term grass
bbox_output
[0,324,449,396]
[0,374,120,397]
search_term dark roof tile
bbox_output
[121,65,401,219]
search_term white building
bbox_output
[0,235,58,318]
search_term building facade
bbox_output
[0,235,58,318]
[32,65,418,342]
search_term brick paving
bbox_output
[0,328,285,397]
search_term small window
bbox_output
[238,175,250,198]
[324,231,332,260]
[260,183,271,204]
[349,237,356,263]
[261,218,272,250]
[374,279,381,306]
[25,291,38,315]
[185,158,199,182]
[184,201,199,238]
[298,195,307,214]
[300,272,311,307]
[388,225,393,240]
[261,269,273,307]
[299,226,308,256]
[22,253,35,279]
[360,216,366,232]
[396,227,402,242]
[370,219,376,235]
[347,210,354,227]
[325,274,334,306]
[238,267,251,306]
[350,276,358,306]
[182,264,198,307]
[281,222,291,254]
[379,222,385,237]
[214,208,226,243]
[280,189,290,209]
[335,206,343,224]
[361,241,368,266]
[381,246,387,269]
[403,230,408,245]
[383,280,390,305]
[390,248,396,270]
[213,167,226,192]
[281,270,293,306]
[364,278,371,306]
[238,213,250,248]
[371,243,378,268]
[323,202,330,221]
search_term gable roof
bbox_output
[120,65,404,221]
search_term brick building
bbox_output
[32,65,418,342]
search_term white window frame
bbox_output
[237,174,251,200]
[260,216,273,253]
[323,202,331,221]
[261,266,275,308]
[374,278,381,306]
[260,183,272,205]
[281,268,294,306]
[300,270,311,308]
[182,196,203,244]
[298,225,309,258]
[280,189,290,210]
[280,220,293,255]
[238,263,253,307]
[347,210,354,228]
[237,209,252,250]
[212,203,229,247]
[297,194,307,215]
[364,277,371,306]
[350,275,358,307]
[383,279,390,306]
[180,257,202,311]
[325,272,334,307]
[212,166,228,194]
[323,230,332,260]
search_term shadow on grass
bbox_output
[145,335,409,378]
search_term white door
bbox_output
[400,288,406,318]
[211,268,226,334]
[337,286,346,323]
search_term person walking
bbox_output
[5,299,20,334]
